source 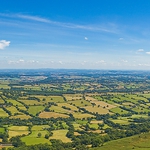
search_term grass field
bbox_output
[50,130,71,143]
[0,108,9,117]
[68,99,92,107]
[0,98,4,104]
[21,130,50,145]
[28,105,45,116]
[58,103,78,111]
[6,100,24,106]
[86,96,116,109]
[63,94,83,101]
[18,100,42,106]
[0,127,5,133]
[90,132,150,150]
[72,123,83,130]
[110,119,130,125]
[83,106,111,114]
[32,125,50,131]
[110,107,129,114]
[73,112,95,119]
[0,84,10,89]
[49,105,72,114]
[6,106,21,115]
[8,126,29,138]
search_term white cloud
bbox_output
[0,13,118,33]
[19,59,24,62]
[96,60,105,64]
[138,49,144,52]
[0,40,10,50]
[59,61,63,64]
[17,14,50,23]
[122,60,128,63]
[146,52,150,54]
[84,37,88,40]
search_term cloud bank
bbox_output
[0,40,10,50]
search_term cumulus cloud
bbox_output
[84,37,88,40]
[146,52,150,54]
[0,40,10,50]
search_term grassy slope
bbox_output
[90,132,150,150]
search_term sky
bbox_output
[1,0,150,70]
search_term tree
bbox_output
[37,132,42,138]
[10,136,25,147]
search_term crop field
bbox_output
[10,114,31,120]
[0,98,4,104]
[72,112,95,119]
[0,84,10,89]
[110,119,130,125]
[68,99,92,107]
[8,126,29,138]
[6,106,21,115]
[83,106,111,114]
[18,100,42,105]
[50,130,71,143]
[110,107,129,114]
[90,120,103,124]
[6,99,24,106]
[57,103,78,111]
[64,94,83,101]
[86,97,117,109]
[49,105,72,114]
[72,123,83,130]
[0,108,8,117]
[39,111,69,118]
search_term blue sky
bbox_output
[1,0,150,69]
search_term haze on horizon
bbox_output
[1,0,150,70]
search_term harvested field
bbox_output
[39,112,69,118]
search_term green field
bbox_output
[0,108,8,117]
[50,130,71,143]
[90,132,150,150]
[8,126,29,138]
[28,105,45,116]
[21,130,51,145]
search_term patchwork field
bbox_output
[0,108,8,117]
[39,112,69,118]
[50,130,71,143]
[8,126,29,138]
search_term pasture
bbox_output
[21,130,50,145]
[8,126,29,138]
[0,108,9,117]
[28,105,45,116]
[90,132,150,150]
[50,130,71,143]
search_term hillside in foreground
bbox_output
[91,132,150,150]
